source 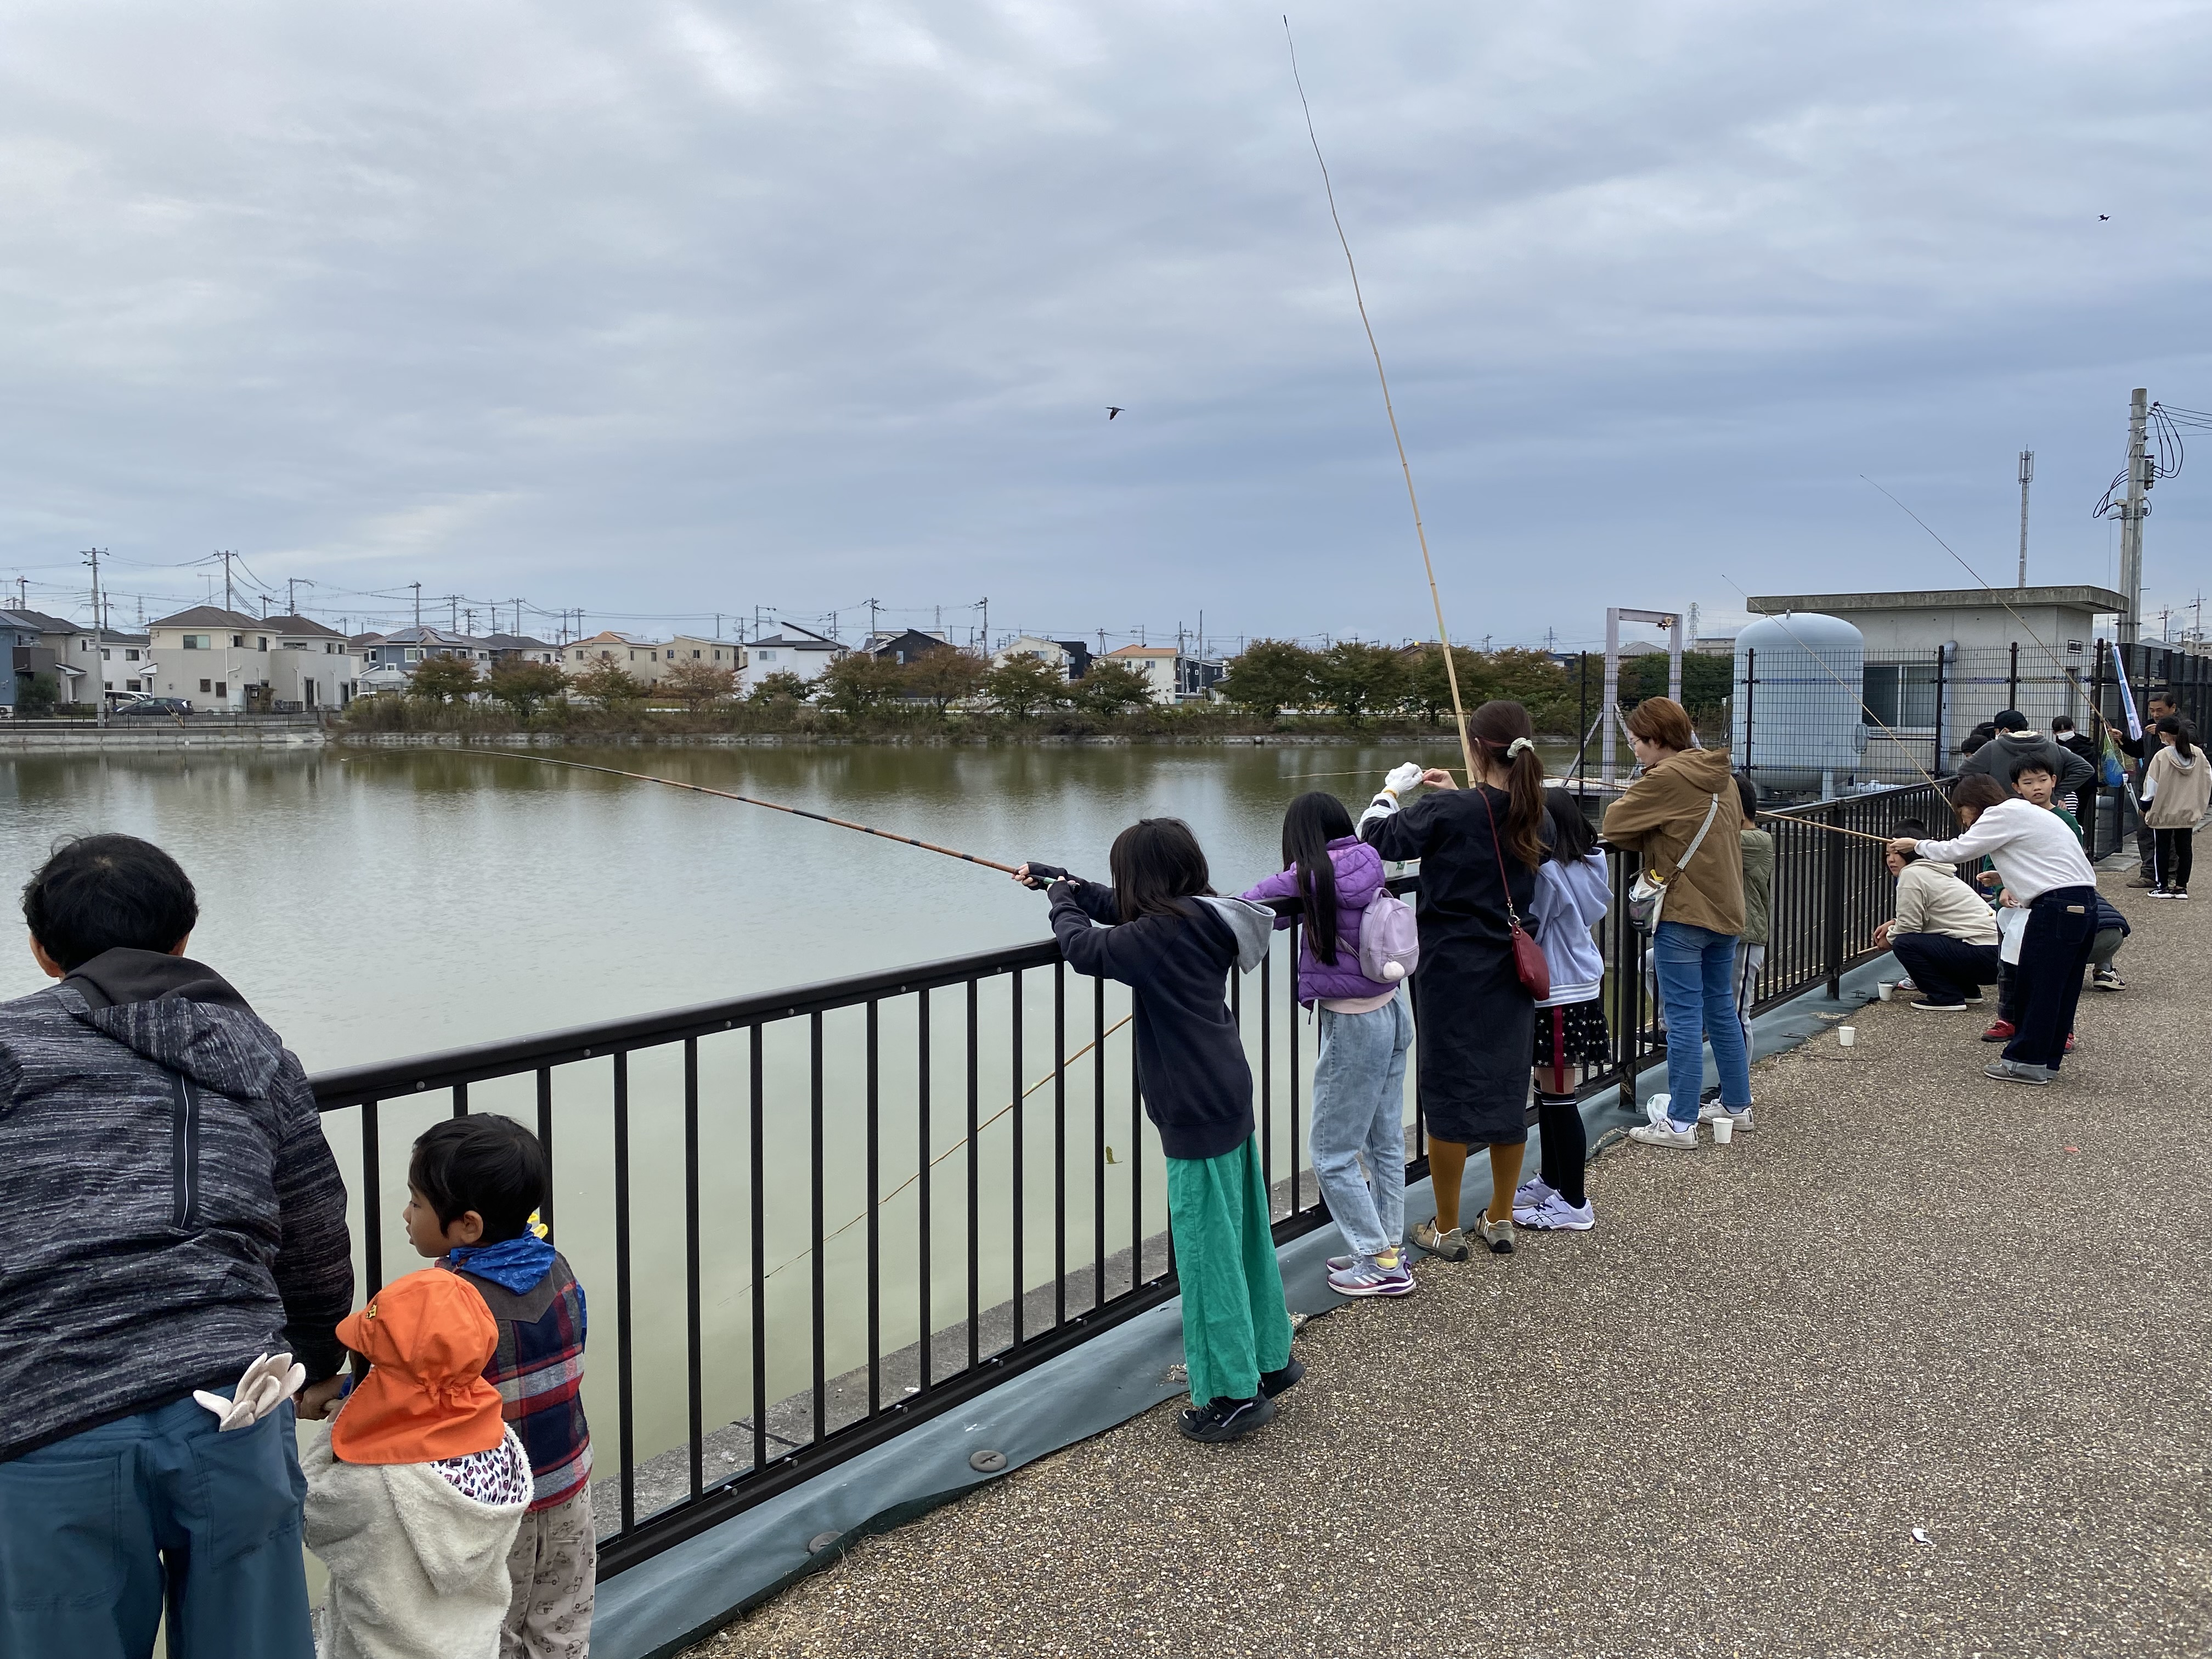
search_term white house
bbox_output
[144,608,362,710]
[738,624,845,694]
[1101,644,1222,704]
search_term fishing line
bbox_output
[1284,16,1476,785]
[476,749,1024,874]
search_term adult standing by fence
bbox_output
[1360,700,1548,1258]
[1893,775,2099,1085]
[1599,697,1753,1146]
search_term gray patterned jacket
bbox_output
[0,947,352,1462]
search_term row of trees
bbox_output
[1216,641,1582,727]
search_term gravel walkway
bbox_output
[688,868,2211,1658]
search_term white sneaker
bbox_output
[1893,978,1917,993]
[1629,1116,1699,1149]
[1513,1175,1558,1212]
[1642,1092,1673,1126]
[1696,1101,1754,1131]
[1516,1193,1596,1231]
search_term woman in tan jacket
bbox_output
[1599,697,1751,1146]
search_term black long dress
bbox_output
[1360,785,1539,1146]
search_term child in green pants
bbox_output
[1017,819,1299,1442]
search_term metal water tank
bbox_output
[1733,612,1867,795]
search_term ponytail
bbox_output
[1468,699,1548,870]
[2156,714,2196,761]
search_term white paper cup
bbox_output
[1712,1116,1735,1144]
[1877,983,1894,1001]
[1838,1025,1857,1047]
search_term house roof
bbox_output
[148,606,262,630]
[481,634,555,651]
[1105,645,1178,658]
[257,613,346,639]
[749,632,843,651]
[13,609,83,634]
[572,630,653,648]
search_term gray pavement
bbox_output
[687,868,2212,1658]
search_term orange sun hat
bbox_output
[329,1268,506,1466]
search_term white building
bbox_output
[144,608,362,711]
[1100,644,1222,704]
[738,624,845,694]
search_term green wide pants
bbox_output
[1165,1136,1294,1406]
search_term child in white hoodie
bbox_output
[2144,715,2209,898]
[1514,789,1612,1232]
[302,1268,533,1659]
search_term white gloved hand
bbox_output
[193,1352,306,1432]
[1383,762,1424,795]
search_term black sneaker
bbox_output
[1259,1358,1305,1398]
[1177,1392,1278,1443]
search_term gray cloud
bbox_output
[2,0,2205,646]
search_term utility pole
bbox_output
[287,577,304,617]
[447,595,459,634]
[217,551,238,616]
[1097,628,1106,656]
[979,597,989,652]
[866,598,879,641]
[84,549,105,726]
[2118,389,2148,647]
[2016,450,2034,587]
[13,577,24,608]
[410,582,422,628]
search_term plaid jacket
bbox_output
[455,1252,591,1511]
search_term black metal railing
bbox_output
[308,778,1947,1577]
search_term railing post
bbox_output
[2007,640,2019,713]
[1742,646,1754,781]
[1932,646,1946,779]
[1824,800,1846,998]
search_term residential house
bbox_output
[630,635,741,680]
[862,629,953,666]
[738,624,845,694]
[352,626,489,673]
[1102,644,1223,704]
[0,611,60,713]
[145,607,362,711]
[561,631,666,682]
[991,636,1093,679]
[480,633,562,665]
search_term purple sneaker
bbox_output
[1328,1255,1417,1297]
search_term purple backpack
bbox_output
[1356,887,1420,984]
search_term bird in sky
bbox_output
[1106,406,1124,420]
[2100,214,2111,221]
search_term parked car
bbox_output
[115,696,193,716]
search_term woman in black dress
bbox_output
[1359,699,1548,1257]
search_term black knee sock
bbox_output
[1536,1094,1587,1208]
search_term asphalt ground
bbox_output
[688,866,2211,1658]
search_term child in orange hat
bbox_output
[301,1268,534,1659]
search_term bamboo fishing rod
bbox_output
[476,749,1024,874]
[1285,17,1477,787]
[1756,811,1900,846]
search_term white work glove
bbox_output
[1383,762,1424,796]
[194,1352,306,1432]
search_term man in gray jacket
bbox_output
[0,834,351,1659]
[1956,708,2096,799]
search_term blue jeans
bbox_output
[1653,921,1753,1126]
[0,1391,313,1659]
[1309,995,1414,1258]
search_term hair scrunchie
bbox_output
[1505,736,1536,758]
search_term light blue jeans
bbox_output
[1653,921,1753,1126]
[1309,994,1414,1257]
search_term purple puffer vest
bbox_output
[1239,837,1400,1005]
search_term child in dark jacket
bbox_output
[1239,792,1415,1298]
[405,1116,594,1659]
[1018,818,1295,1443]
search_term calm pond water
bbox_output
[2,738,1577,1541]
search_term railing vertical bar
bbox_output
[1052,960,1068,1329]
[360,1102,383,1294]
[683,1036,703,1500]
[1287,916,1302,1215]
[1092,976,1107,1308]
[965,980,980,1372]
[810,1012,826,1445]
[917,988,932,1393]
[1010,969,1025,1350]
[613,1052,635,1534]
[1259,950,1274,1201]
[1130,1024,1144,1284]
[865,1001,881,1418]
[748,1025,766,1479]
[534,1067,555,1240]
[452,1080,467,1119]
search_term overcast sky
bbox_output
[2,1,2207,650]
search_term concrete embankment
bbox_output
[685,858,2209,1659]
[0,718,326,752]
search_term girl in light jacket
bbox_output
[2144,715,2209,898]
[1515,789,1611,1233]
[1240,792,1416,1298]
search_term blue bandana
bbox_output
[446,1231,556,1295]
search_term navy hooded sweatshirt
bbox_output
[1049,882,1273,1161]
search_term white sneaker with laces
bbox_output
[1514,1175,1558,1212]
[1696,1101,1754,1131]
[1517,1193,1596,1231]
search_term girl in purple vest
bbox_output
[1240,793,1417,1297]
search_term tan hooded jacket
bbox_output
[1600,746,1746,936]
